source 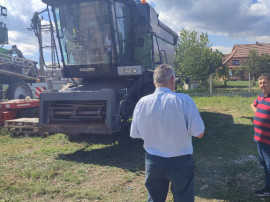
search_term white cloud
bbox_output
[2,0,270,65]
[251,0,270,17]
[248,3,267,16]
[212,46,232,54]
[8,30,36,44]
[0,0,46,62]
[254,36,270,43]
[8,30,39,56]
[12,43,38,56]
[149,0,270,39]
[8,30,20,41]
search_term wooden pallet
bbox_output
[4,118,40,135]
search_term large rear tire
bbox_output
[6,81,32,99]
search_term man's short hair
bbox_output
[153,64,175,84]
[258,73,270,81]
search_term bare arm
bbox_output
[251,103,257,113]
[197,131,205,138]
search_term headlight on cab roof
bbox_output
[118,66,142,76]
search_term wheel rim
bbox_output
[14,85,31,99]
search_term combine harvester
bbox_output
[3,0,178,136]
[33,0,178,136]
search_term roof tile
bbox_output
[223,43,270,64]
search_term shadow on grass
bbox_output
[194,111,266,202]
[57,127,145,172]
[57,111,265,202]
[8,132,48,138]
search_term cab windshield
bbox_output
[55,1,113,66]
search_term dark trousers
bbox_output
[257,142,270,190]
[145,152,194,202]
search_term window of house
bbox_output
[232,60,240,66]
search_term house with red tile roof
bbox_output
[223,42,270,80]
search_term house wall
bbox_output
[226,57,249,80]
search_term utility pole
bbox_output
[37,14,45,82]
[28,9,60,81]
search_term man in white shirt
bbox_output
[130,64,205,202]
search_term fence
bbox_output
[178,80,261,97]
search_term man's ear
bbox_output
[171,76,176,91]
[153,81,157,88]
[171,76,175,85]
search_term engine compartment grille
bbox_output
[48,101,106,122]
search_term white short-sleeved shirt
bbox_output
[130,87,205,157]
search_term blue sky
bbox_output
[149,0,270,54]
[1,0,270,65]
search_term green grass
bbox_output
[193,96,263,201]
[226,80,256,86]
[0,83,269,201]
[179,80,260,96]
[0,132,147,202]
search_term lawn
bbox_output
[193,96,263,201]
[180,80,260,97]
[0,82,269,201]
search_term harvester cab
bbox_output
[37,0,178,135]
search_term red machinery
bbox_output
[0,99,39,125]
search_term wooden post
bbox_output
[249,73,251,93]
[210,74,213,94]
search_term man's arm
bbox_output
[186,96,205,138]
[251,103,257,113]
[130,102,141,139]
[197,131,205,138]
[130,118,140,139]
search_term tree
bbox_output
[217,64,230,86]
[242,50,259,80]
[242,50,270,80]
[175,29,226,85]
[259,54,270,76]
